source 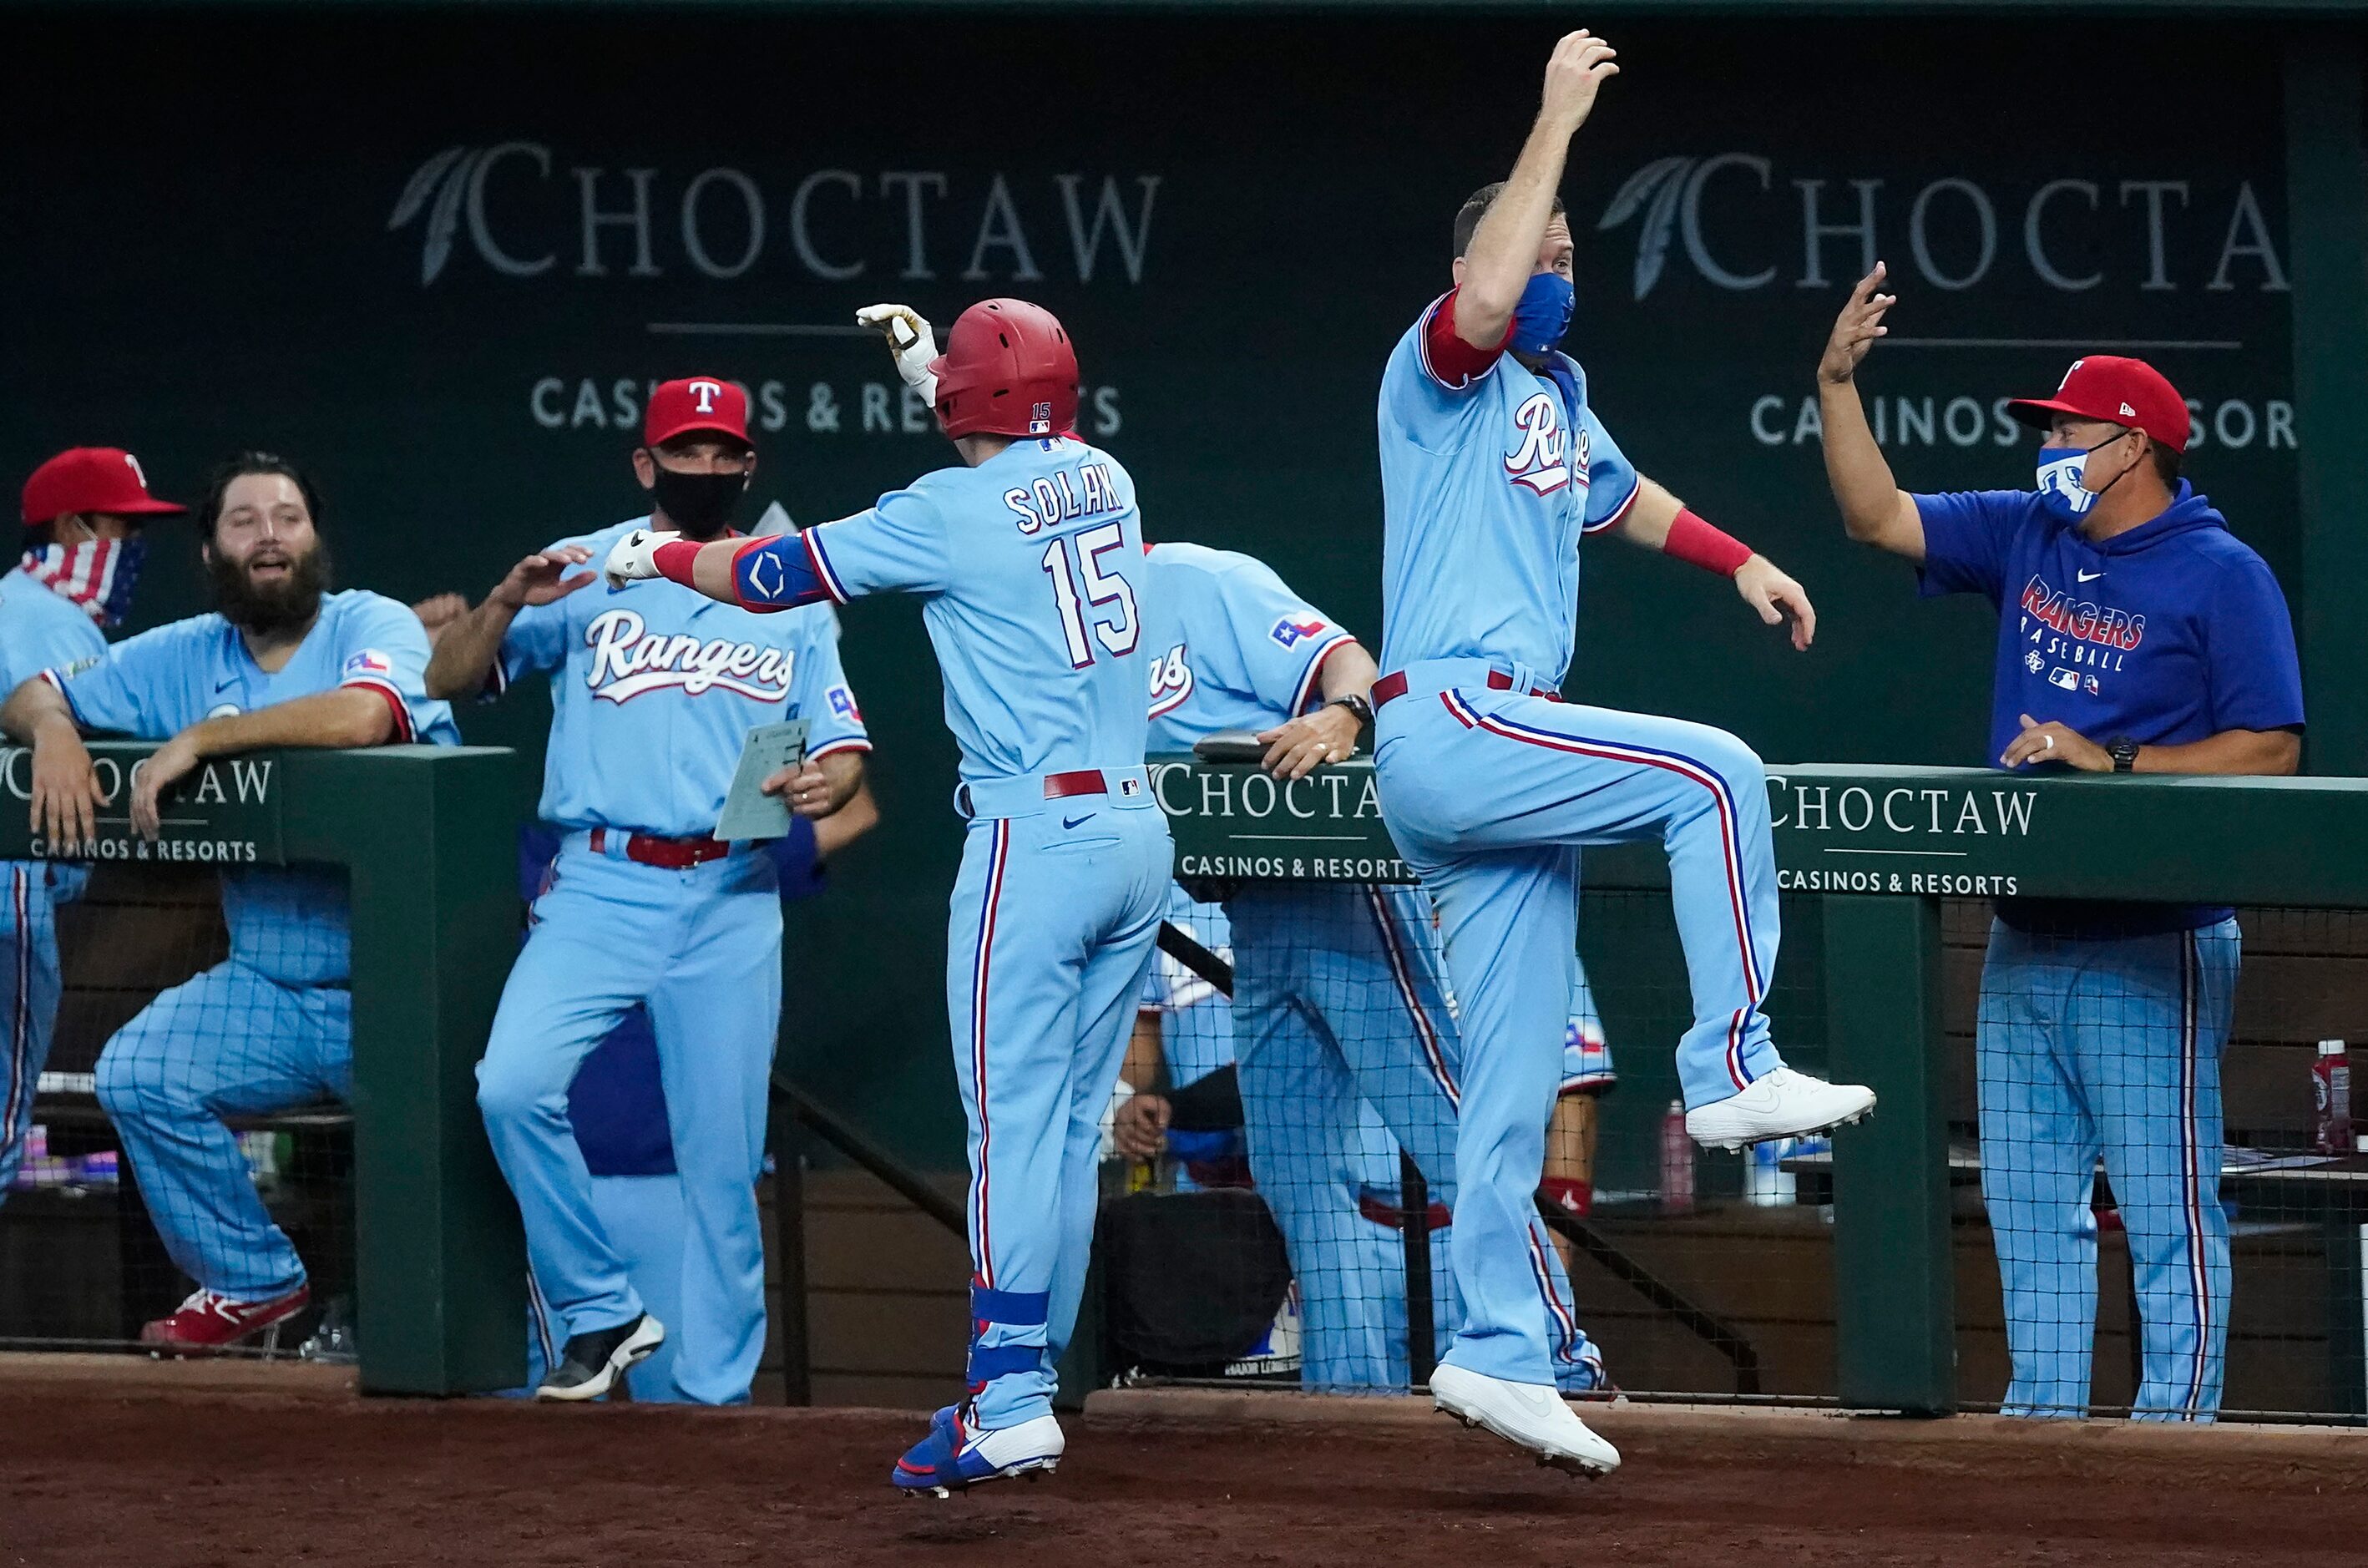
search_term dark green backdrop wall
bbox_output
[0,11,2319,1164]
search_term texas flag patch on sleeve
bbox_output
[1269,615,1329,650]
[342,650,395,679]
[827,685,863,723]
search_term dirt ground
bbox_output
[3,1359,2365,1568]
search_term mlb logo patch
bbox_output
[342,650,393,678]
[828,685,862,723]
[2049,668,2078,690]
[1028,401,1053,436]
[1120,777,1142,798]
[1269,616,1328,650]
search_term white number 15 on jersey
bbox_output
[1041,520,1140,669]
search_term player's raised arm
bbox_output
[423,546,595,699]
[1455,30,1619,348]
[605,528,832,610]
[1818,263,1925,560]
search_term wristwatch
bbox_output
[1329,693,1375,727]
[2107,736,2141,773]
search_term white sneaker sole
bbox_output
[906,1458,1060,1500]
[535,1314,666,1403]
[1433,1374,1619,1478]
[1687,1094,1877,1152]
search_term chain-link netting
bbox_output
[1099,878,1617,1396]
[1097,878,2366,1421]
[1942,898,2367,1422]
[0,859,356,1359]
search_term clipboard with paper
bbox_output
[714,719,809,842]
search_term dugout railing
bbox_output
[1152,756,2368,1422]
[0,741,525,1394]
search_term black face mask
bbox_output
[646,463,748,536]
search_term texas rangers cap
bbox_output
[21,447,187,529]
[645,377,751,449]
[2006,357,2191,453]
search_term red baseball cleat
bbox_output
[139,1284,311,1354]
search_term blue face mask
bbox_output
[2035,432,2138,524]
[1508,271,1576,356]
[2033,446,2097,523]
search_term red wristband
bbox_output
[652,539,705,586]
[1664,508,1754,578]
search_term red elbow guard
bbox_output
[1664,508,1754,578]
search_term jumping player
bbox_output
[1141,539,1611,1392]
[606,300,1166,1494]
[1,448,185,1203]
[1371,31,1875,1472]
[1,453,458,1348]
[428,379,870,1404]
[1819,270,2304,1419]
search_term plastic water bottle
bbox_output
[1659,1100,1695,1215]
[2313,1040,2352,1155]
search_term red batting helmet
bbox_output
[928,299,1080,441]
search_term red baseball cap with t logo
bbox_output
[22,447,188,529]
[2006,356,2191,453]
[644,377,751,448]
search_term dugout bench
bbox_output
[1156,756,2368,1418]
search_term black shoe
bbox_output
[535,1313,665,1402]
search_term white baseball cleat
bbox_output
[1431,1363,1620,1478]
[1685,1066,1876,1151]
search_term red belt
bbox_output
[1371,668,1558,710]
[589,827,731,870]
[1044,769,1109,799]
[1359,1191,1455,1232]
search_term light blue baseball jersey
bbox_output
[0,564,107,696]
[1141,543,1354,752]
[802,437,1149,786]
[1377,291,1642,685]
[496,518,869,839]
[2,566,105,908]
[42,590,458,984]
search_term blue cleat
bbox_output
[890,1404,1065,1497]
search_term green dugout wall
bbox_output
[0,742,526,1393]
[5,4,2365,1173]
[1161,755,2368,1414]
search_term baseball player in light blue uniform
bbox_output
[1142,541,1611,1393]
[433,379,871,1406]
[2,453,458,1350]
[1370,35,1872,1472]
[2,448,185,1203]
[1819,280,2306,1420]
[516,811,867,1402]
[610,298,1167,1494]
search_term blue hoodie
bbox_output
[1915,480,2304,933]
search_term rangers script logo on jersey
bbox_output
[583,608,797,703]
[1504,392,1586,497]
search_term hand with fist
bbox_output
[603,528,680,590]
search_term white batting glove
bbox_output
[603,526,680,589]
[856,303,940,402]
